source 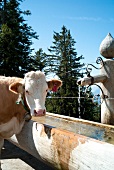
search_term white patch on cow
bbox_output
[24,71,48,116]
[0,117,24,138]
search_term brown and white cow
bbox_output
[0,71,62,166]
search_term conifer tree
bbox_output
[31,48,47,71]
[46,26,100,121]
[0,0,38,77]
[46,26,84,117]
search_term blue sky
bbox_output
[20,0,114,75]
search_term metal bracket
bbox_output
[86,57,105,77]
[84,57,107,104]
[85,83,108,105]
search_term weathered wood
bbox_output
[100,60,114,124]
[33,112,114,144]
[8,113,114,170]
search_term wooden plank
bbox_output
[8,118,114,170]
[32,112,114,144]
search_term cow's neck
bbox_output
[16,93,31,121]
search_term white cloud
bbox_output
[68,16,102,22]
[57,16,114,23]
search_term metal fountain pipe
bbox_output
[77,74,107,86]
[77,33,114,125]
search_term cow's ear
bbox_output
[47,79,62,92]
[9,82,24,94]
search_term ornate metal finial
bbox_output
[86,57,104,77]
[99,33,114,59]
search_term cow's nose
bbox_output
[34,109,46,116]
[43,109,46,115]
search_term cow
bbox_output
[0,70,62,169]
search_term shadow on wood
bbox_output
[1,140,54,170]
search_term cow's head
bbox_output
[9,71,62,116]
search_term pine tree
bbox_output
[0,0,38,77]
[46,26,100,122]
[46,26,84,117]
[31,48,47,71]
[80,86,101,122]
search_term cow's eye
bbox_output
[23,85,25,89]
[46,89,48,92]
[25,90,29,94]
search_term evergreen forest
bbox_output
[0,0,100,122]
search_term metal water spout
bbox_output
[77,73,107,86]
[77,33,114,125]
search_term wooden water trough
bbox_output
[8,112,114,170]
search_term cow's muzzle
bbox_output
[34,109,46,116]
